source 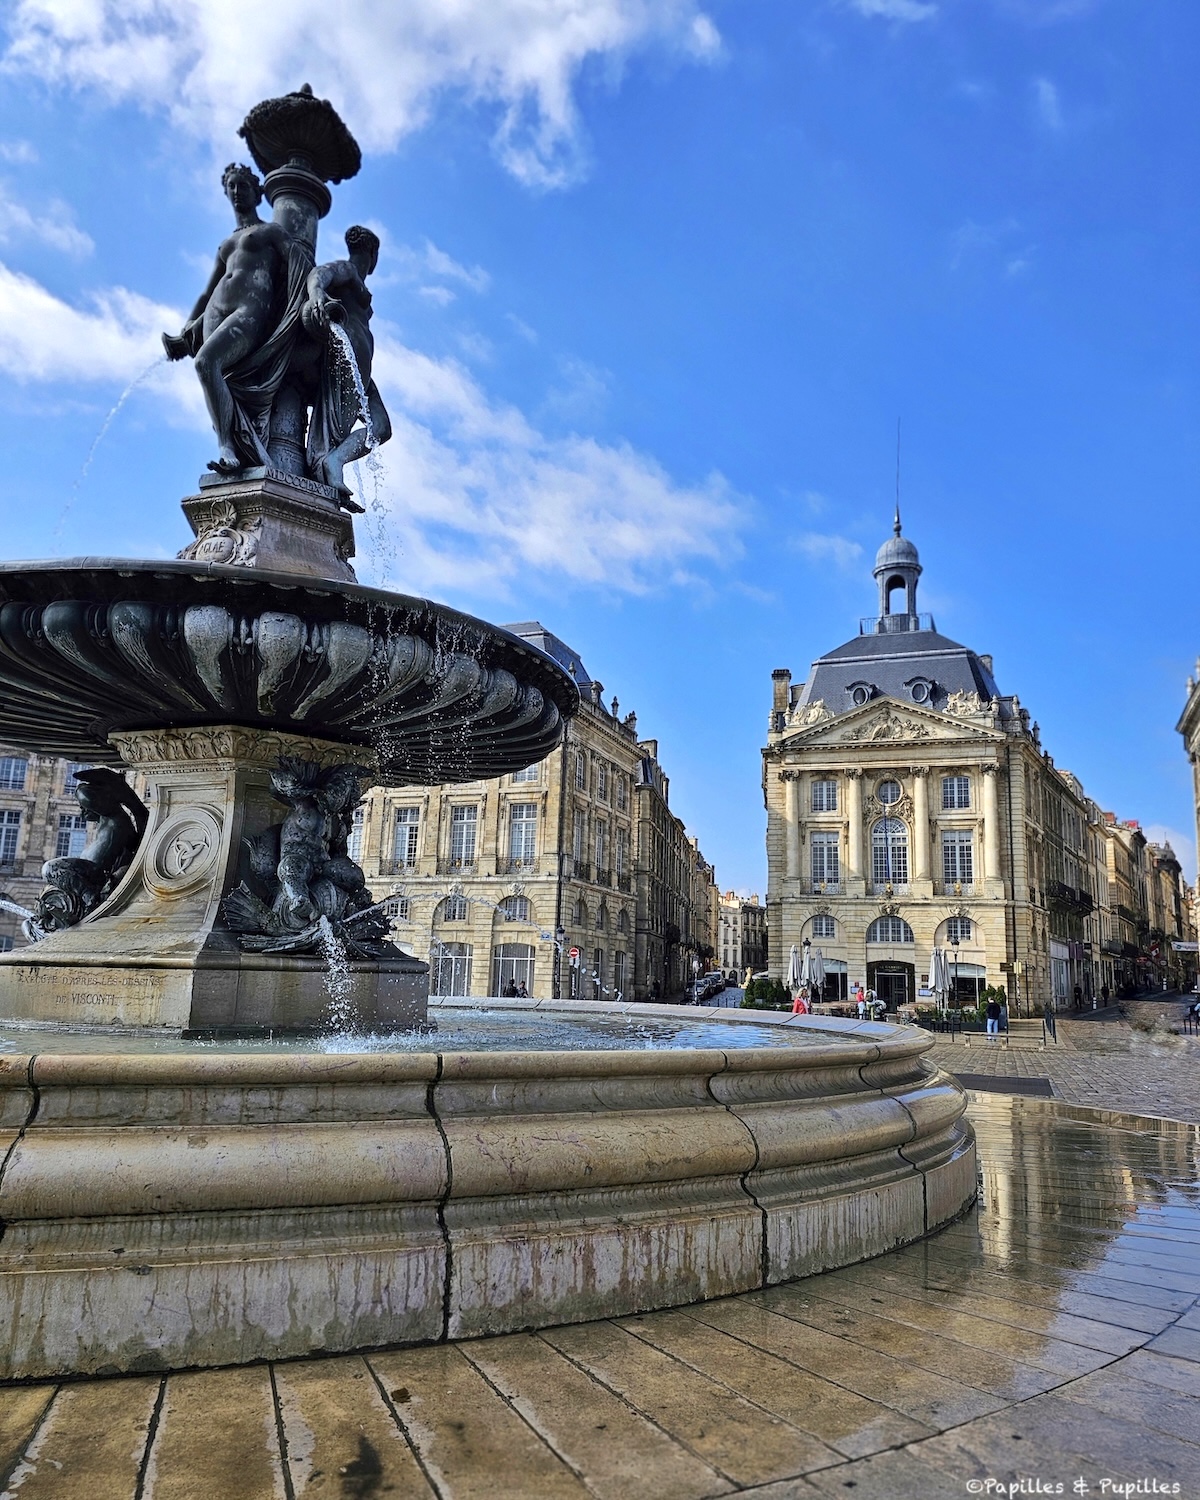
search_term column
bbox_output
[782,772,800,881]
[983,764,1001,883]
[912,768,930,883]
[846,770,863,885]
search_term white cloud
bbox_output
[790,532,863,571]
[1033,75,1064,131]
[0,139,37,163]
[0,259,744,598]
[843,0,938,21]
[356,333,746,597]
[2,0,720,189]
[1144,826,1197,885]
[0,183,92,256]
[0,261,202,423]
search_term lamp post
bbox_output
[950,933,960,1010]
[552,925,566,999]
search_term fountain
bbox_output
[0,86,976,1380]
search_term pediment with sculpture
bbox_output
[776,694,1003,751]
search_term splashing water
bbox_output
[55,355,167,540]
[317,916,358,1031]
[0,897,32,921]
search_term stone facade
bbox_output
[717,891,768,980]
[354,623,715,1003]
[0,751,95,951]
[764,519,1194,1012]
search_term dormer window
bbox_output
[848,682,872,707]
[906,677,932,705]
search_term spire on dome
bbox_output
[893,503,902,537]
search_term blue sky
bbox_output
[0,0,1195,891]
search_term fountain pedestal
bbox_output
[0,726,428,1032]
[180,470,358,581]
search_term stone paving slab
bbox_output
[0,1094,1196,1499]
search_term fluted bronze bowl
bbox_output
[0,560,578,783]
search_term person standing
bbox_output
[986,995,1002,1038]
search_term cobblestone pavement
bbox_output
[0,1095,1196,1498]
[931,999,1200,1124]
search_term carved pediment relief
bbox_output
[944,690,985,717]
[779,695,1002,749]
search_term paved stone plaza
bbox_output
[0,1089,1196,1498]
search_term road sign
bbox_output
[568,947,580,966]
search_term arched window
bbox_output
[871,818,909,885]
[432,942,472,995]
[812,913,836,939]
[439,894,469,923]
[573,897,587,926]
[492,944,535,995]
[946,915,972,943]
[617,909,629,934]
[498,895,531,924]
[867,916,915,944]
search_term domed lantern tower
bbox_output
[872,506,922,630]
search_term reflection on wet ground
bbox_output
[0,1094,1197,1498]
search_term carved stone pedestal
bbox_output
[0,727,428,1033]
[179,469,358,581]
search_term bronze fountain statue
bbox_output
[0,85,578,1034]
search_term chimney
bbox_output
[772,668,791,716]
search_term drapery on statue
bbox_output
[163,164,297,474]
[303,226,393,489]
[162,88,390,497]
[24,770,149,942]
[223,757,394,959]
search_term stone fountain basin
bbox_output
[0,1000,975,1380]
[0,559,578,781]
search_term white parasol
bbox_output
[786,943,803,991]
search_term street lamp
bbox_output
[802,934,812,1008]
[950,933,960,1010]
[552,925,566,999]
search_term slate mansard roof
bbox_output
[796,625,1001,716]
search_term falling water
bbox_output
[317,916,357,1031]
[55,355,167,540]
[0,897,32,921]
[328,320,395,584]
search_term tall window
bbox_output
[509,803,538,864]
[512,764,539,784]
[492,943,535,995]
[596,902,606,931]
[449,805,477,866]
[432,942,472,996]
[393,807,420,867]
[812,914,836,939]
[942,830,974,885]
[614,950,627,995]
[574,753,586,791]
[348,806,364,862]
[573,897,587,926]
[946,916,972,943]
[942,776,971,810]
[592,947,604,998]
[597,762,609,801]
[572,808,585,865]
[498,894,531,924]
[440,894,469,922]
[867,915,915,943]
[810,832,840,886]
[615,828,629,880]
[617,908,629,934]
[811,778,838,813]
[595,818,607,872]
[615,775,627,811]
[0,758,27,792]
[56,813,89,859]
[0,810,20,865]
[63,762,90,793]
[871,818,909,885]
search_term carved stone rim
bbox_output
[110,725,376,770]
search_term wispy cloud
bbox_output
[950,217,1034,279]
[1033,75,1064,131]
[0,183,92,256]
[0,259,746,599]
[2,0,721,190]
[0,139,36,163]
[790,532,863,571]
[842,0,938,21]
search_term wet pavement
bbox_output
[0,1093,1197,1498]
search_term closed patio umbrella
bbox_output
[786,944,803,991]
[930,948,949,1009]
[810,947,826,1002]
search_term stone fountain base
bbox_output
[0,1001,976,1379]
[0,724,428,1033]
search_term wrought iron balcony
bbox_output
[569,859,591,882]
[379,859,418,877]
[595,868,612,887]
[798,880,842,895]
[498,857,540,877]
[437,858,477,877]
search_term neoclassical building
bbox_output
[764,515,1119,1012]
